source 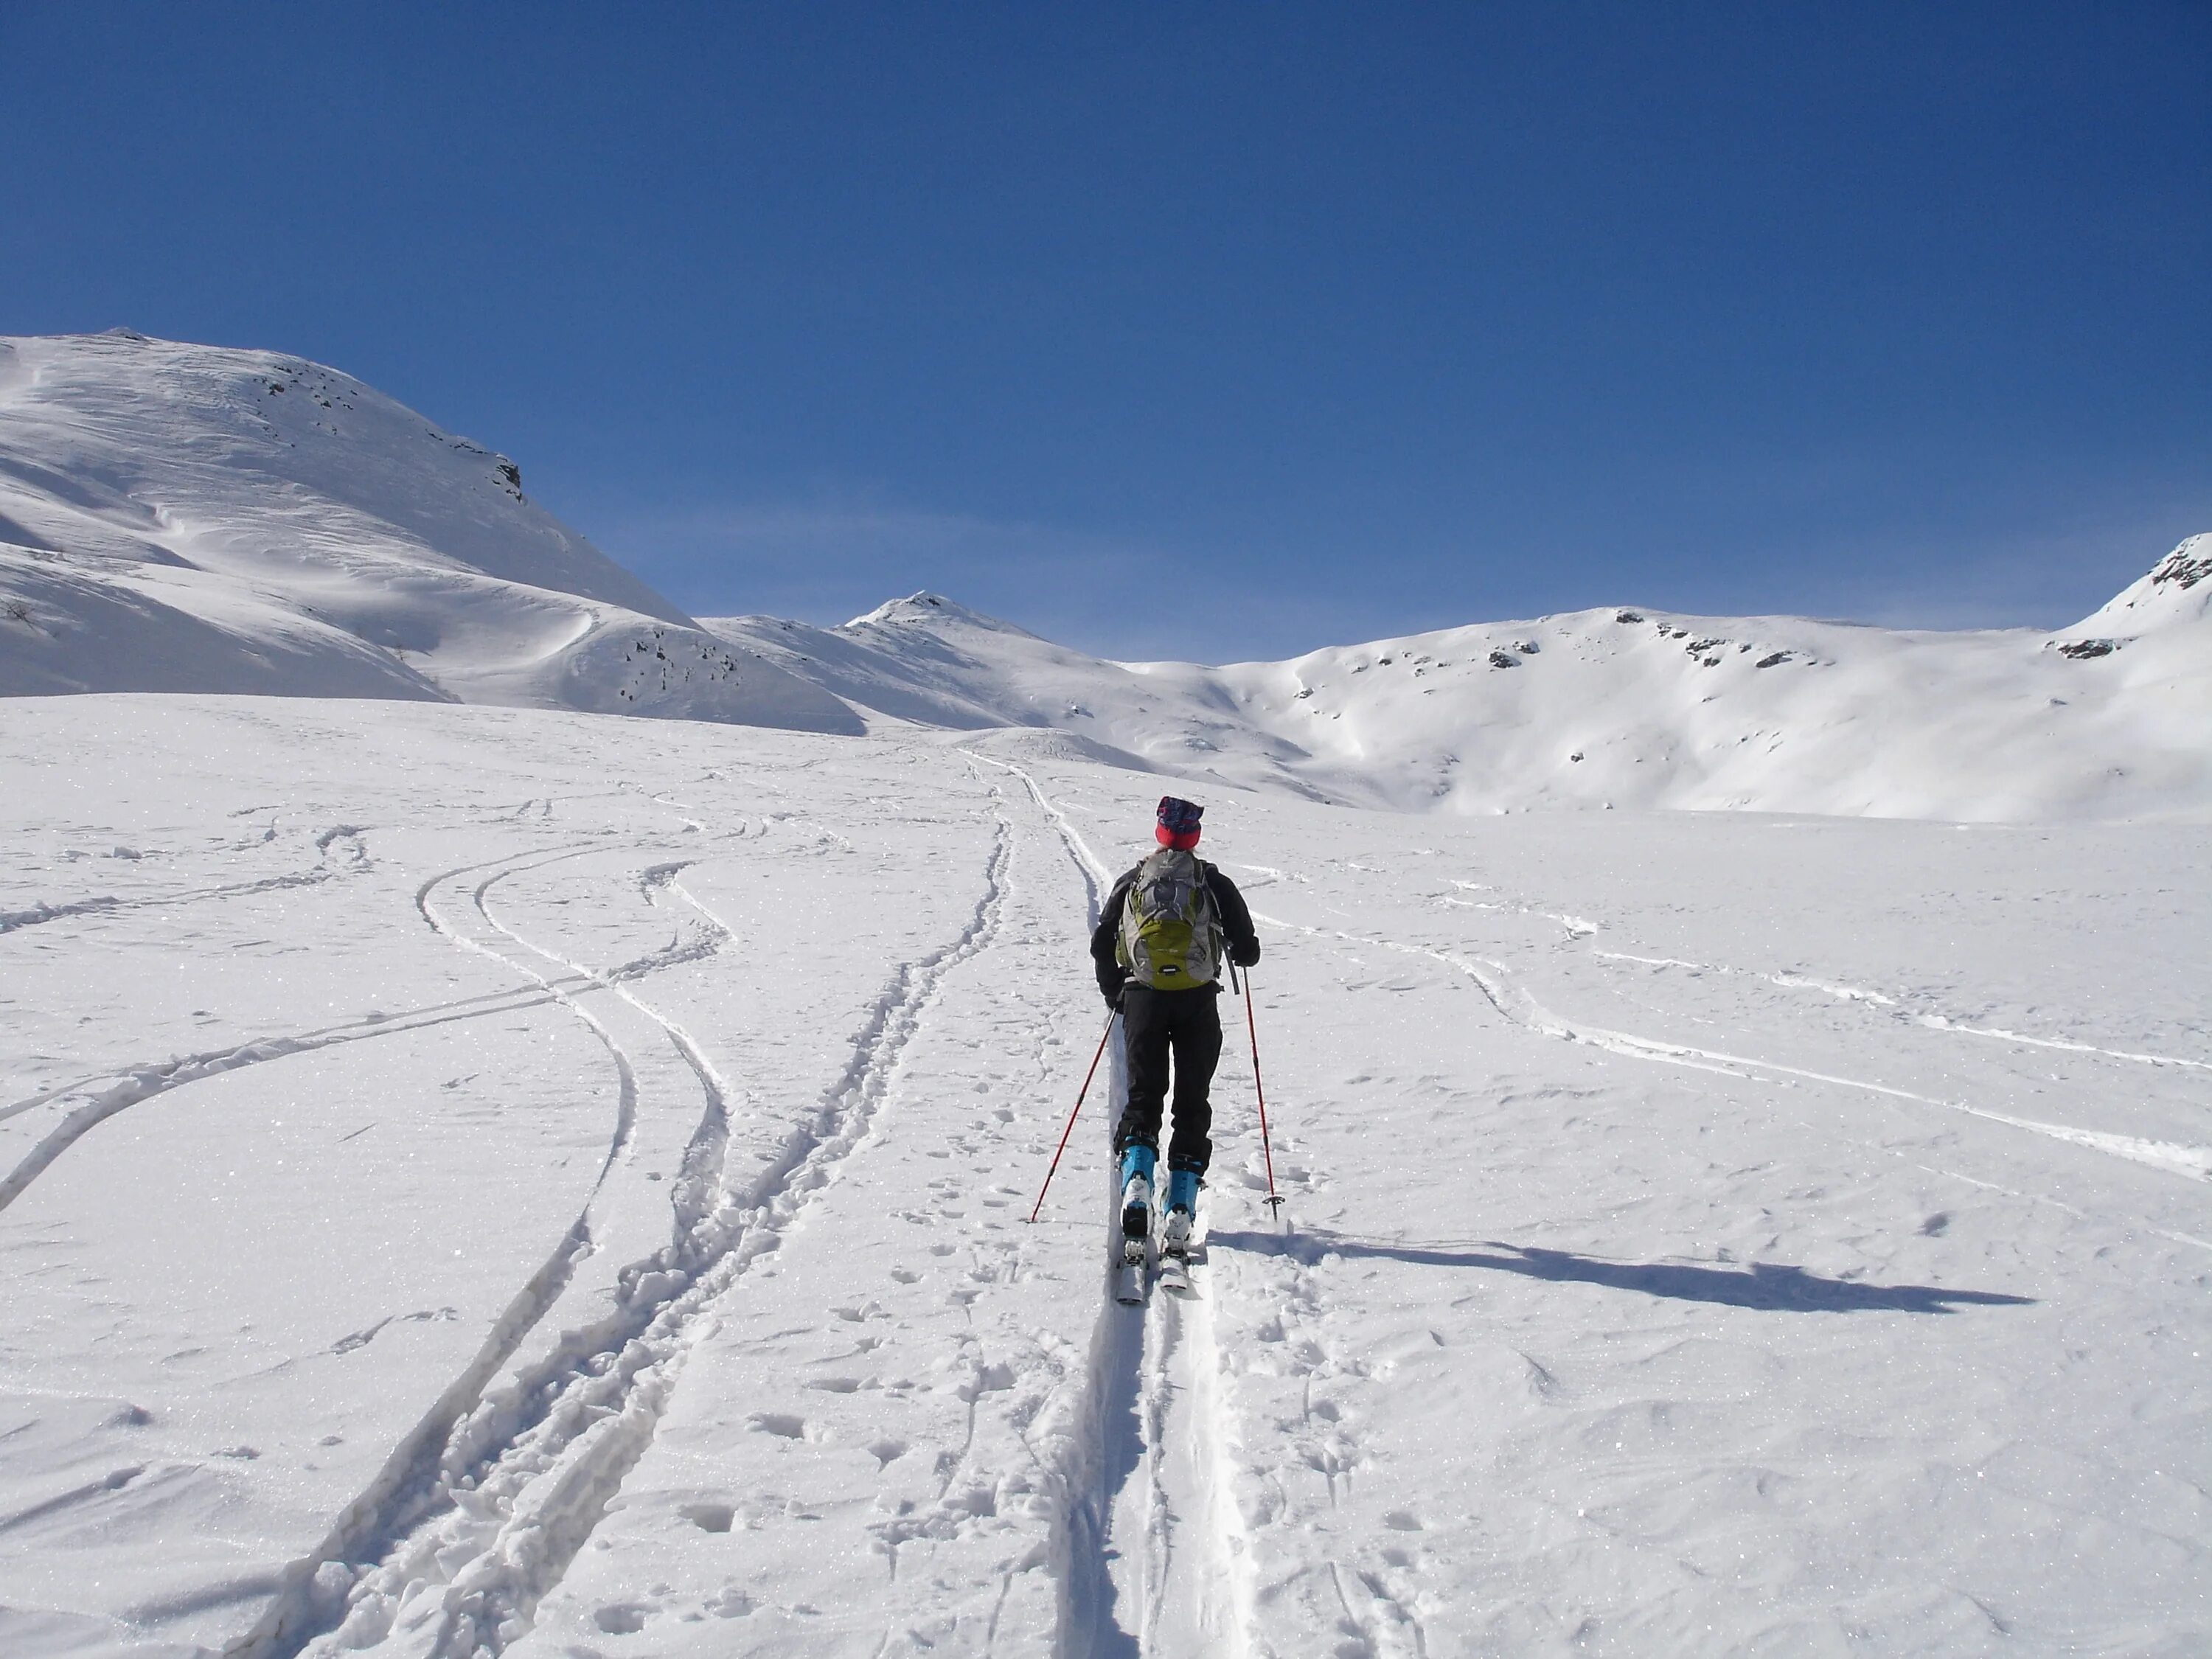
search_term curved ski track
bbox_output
[0,981,568,1214]
[1251,908,2212,1187]
[1,824,373,935]
[971,754,1257,1659]
[244,804,1016,1659]
[0,837,582,1212]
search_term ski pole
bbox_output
[1028,1007,1119,1223]
[1235,964,1285,1217]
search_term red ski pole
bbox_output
[1028,1008,1119,1223]
[1235,964,1285,1217]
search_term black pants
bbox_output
[1115,984,1223,1173]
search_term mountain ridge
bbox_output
[1,331,2205,820]
[0,330,861,732]
[706,534,2211,820]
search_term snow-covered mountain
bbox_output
[0,331,860,731]
[2,331,2205,819]
[706,537,2212,820]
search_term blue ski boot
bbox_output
[1161,1168,1200,1254]
[1119,1143,1157,1240]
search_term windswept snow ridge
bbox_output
[0,331,859,732]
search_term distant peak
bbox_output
[100,327,150,342]
[2062,532,2212,638]
[846,592,1037,637]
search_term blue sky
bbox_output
[4,3,2205,661]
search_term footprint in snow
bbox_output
[707,1587,757,1618]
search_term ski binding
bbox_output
[1156,1245,1194,1296]
[1114,1234,1149,1305]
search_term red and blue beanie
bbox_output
[1155,796,1203,850]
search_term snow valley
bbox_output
[1,335,2208,1657]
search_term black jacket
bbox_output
[1091,857,1259,1000]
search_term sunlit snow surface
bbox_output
[2,697,2208,1658]
[709,539,2212,821]
[0,333,858,734]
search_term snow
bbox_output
[4,334,2209,1652]
[709,540,2212,821]
[4,331,2207,820]
[0,333,859,733]
[4,695,2207,1658]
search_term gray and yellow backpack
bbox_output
[1117,848,1223,990]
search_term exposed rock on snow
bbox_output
[2069,532,2212,636]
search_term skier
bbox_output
[1092,796,1261,1263]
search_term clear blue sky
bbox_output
[4,3,2206,660]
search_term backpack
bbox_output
[1117,849,1222,990]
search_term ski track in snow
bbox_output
[222,845,666,1659]
[243,802,1017,1659]
[0,810,759,1205]
[4,705,2209,1656]
[1587,947,2212,1073]
[0,824,373,935]
[973,753,1258,1659]
[0,831,596,1211]
[0,981,566,1213]
[1251,912,2212,1190]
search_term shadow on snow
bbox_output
[1207,1229,2036,1315]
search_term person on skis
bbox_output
[1091,795,1261,1256]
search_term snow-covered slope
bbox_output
[2,330,2202,817]
[0,332,859,731]
[2,695,2206,1656]
[709,535,2212,821]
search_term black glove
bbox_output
[1099,976,1127,1010]
[1229,938,1261,969]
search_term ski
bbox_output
[1113,1153,1155,1305]
[1114,1234,1150,1305]
[1156,1245,1193,1296]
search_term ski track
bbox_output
[247,805,1015,1659]
[4,789,788,1648]
[0,828,595,1211]
[0,825,372,934]
[0,983,568,1213]
[970,754,1256,1659]
[225,846,661,1659]
[1251,910,2212,1186]
[0,827,738,1206]
[1588,947,2212,1072]
[466,849,740,1238]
